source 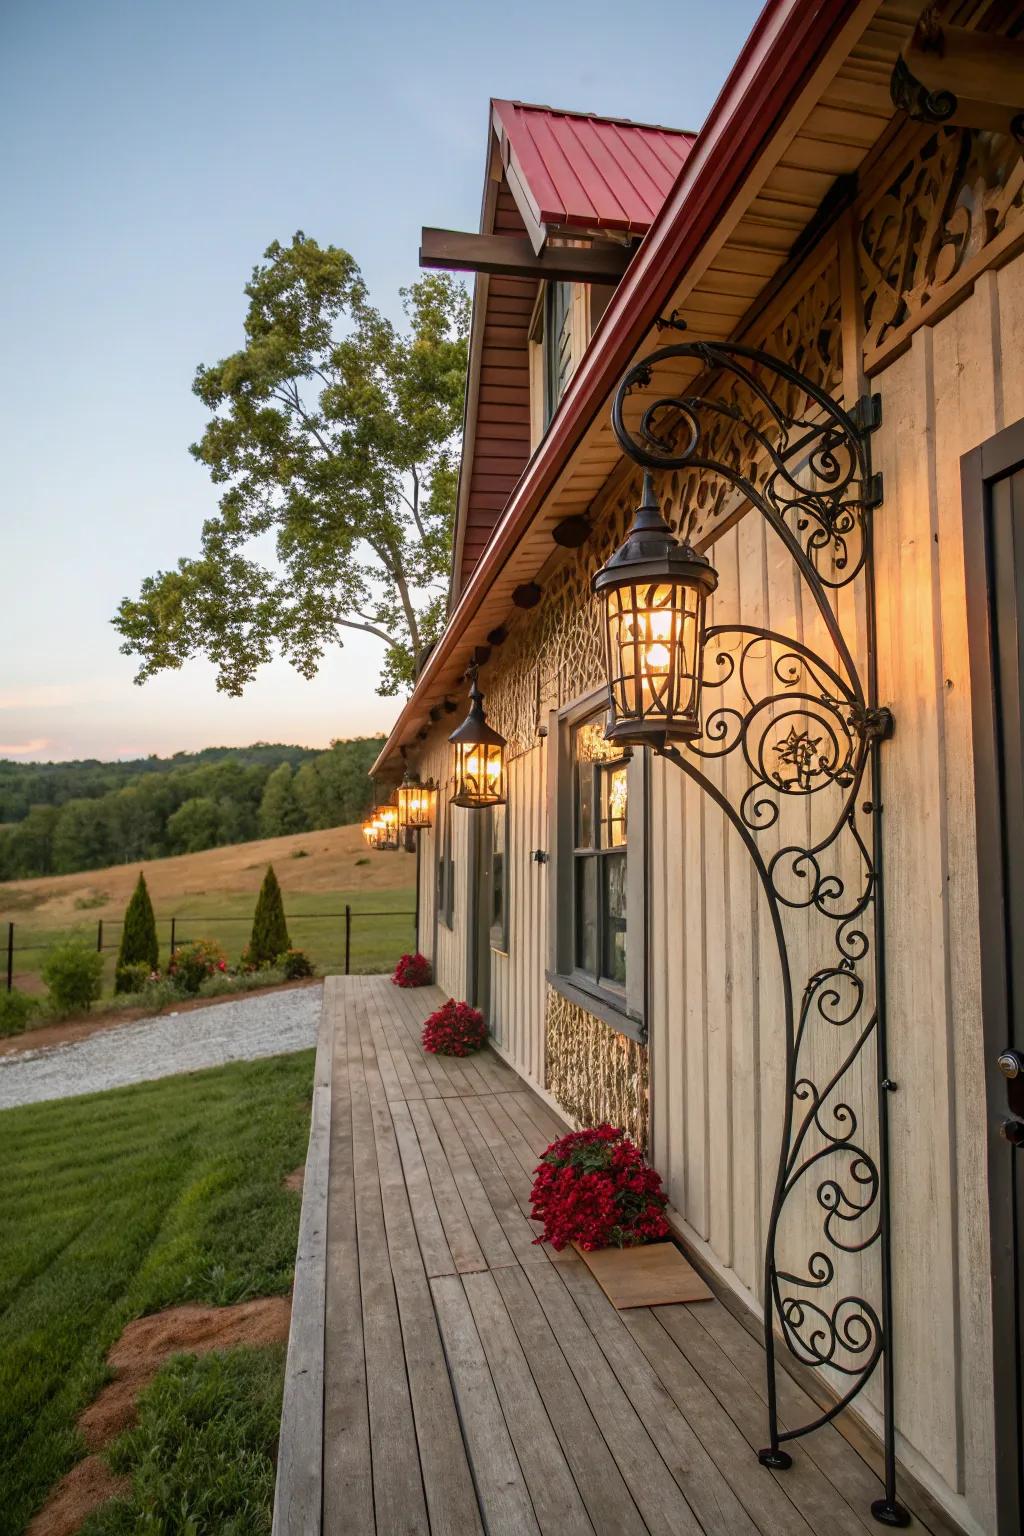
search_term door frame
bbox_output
[962,416,1024,1534]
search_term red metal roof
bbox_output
[491,100,696,237]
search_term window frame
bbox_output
[546,690,648,1041]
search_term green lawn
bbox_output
[0,1050,314,1535]
[7,885,416,994]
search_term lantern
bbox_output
[378,802,399,849]
[449,667,507,808]
[361,817,379,848]
[397,769,437,831]
[593,471,718,747]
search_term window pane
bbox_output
[575,763,594,848]
[602,852,627,985]
[600,763,628,848]
[575,857,597,977]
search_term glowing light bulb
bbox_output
[646,643,671,671]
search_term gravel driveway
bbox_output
[0,984,323,1110]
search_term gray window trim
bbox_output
[548,688,647,1039]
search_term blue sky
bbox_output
[0,0,761,762]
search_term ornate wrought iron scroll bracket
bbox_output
[612,342,908,1527]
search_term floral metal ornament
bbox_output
[601,340,906,1527]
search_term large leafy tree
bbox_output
[114,235,470,695]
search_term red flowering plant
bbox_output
[529,1124,670,1251]
[421,999,486,1056]
[392,952,432,988]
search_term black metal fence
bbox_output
[4,904,415,992]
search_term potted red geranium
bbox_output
[392,952,432,988]
[530,1124,669,1251]
[421,999,486,1056]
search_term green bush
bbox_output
[249,866,289,966]
[0,988,37,1038]
[167,938,228,995]
[41,938,104,1015]
[198,967,284,999]
[114,960,151,996]
[115,872,159,986]
[278,948,315,981]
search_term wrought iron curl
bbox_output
[624,343,906,1523]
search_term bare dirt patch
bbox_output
[284,1164,305,1193]
[30,1297,292,1533]
[0,977,321,1058]
[26,1457,129,1536]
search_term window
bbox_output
[548,696,646,1038]
[543,281,573,425]
[437,796,454,929]
[529,281,575,446]
[490,802,509,952]
[572,717,629,990]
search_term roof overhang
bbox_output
[375,0,888,779]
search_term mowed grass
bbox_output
[0,1050,314,1535]
[0,823,417,992]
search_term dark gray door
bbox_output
[466,810,492,1024]
[963,423,1024,1534]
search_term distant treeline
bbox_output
[0,738,385,881]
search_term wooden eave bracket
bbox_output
[420,228,630,285]
[892,20,1024,140]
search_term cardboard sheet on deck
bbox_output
[573,1241,713,1308]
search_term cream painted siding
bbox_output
[487,742,548,1086]
[648,258,1024,1536]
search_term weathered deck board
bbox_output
[283,977,936,1535]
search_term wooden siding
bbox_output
[646,257,1024,1536]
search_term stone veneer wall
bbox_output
[544,987,649,1151]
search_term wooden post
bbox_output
[6,923,12,994]
[344,905,351,976]
[96,919,104,953]
[414,835,421,950]
[170,916,177,956]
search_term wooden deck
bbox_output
[275,976,944,1536]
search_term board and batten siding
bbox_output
[648,258,1024,1536]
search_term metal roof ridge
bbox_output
[494,97,698,138]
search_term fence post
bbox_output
[96,919,103,954]
[344,905,351,976]
[170,917,176,957]
[6,922,12,994]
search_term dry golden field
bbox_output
[0,825,418,989]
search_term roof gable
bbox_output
[492,100,695,241]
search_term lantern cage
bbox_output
[396,773,437,831]
[449,668,507,808]
[593,471,718,748]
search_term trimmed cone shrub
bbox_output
[41,937,105,1015]
[115,872,159,988]
[392,952,432,987]
[249,865,290,966]
[529,1125,670,1251]
[421,999,486,1057]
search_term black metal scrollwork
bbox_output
[622,343,907,1526]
